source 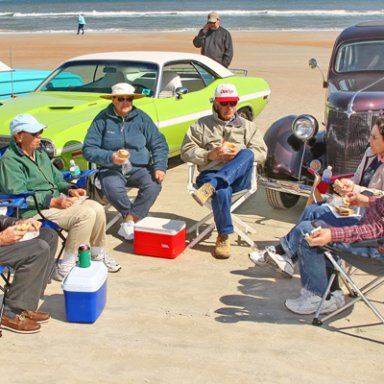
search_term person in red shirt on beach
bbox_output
[283,191,384,315]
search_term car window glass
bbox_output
[160,62,213,97]
[335,41,384,73]
[37,61,158,96]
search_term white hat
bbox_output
[214,84,240,102]
[208,12,220,22]
[100,82,145,100]
[10,114,46,135]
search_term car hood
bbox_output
[327,84,384,113]
[0,91,150,128]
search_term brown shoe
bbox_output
[1,314,41,334]
[22,310,51,323]
[192,183,215,206]
[214,234,231,259]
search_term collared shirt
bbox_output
[331,195,384,254]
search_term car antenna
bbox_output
[9,48,16,98]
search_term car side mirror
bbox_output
[308,57,327,88]
[175,86,188,100]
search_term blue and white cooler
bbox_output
[62,261,108,323]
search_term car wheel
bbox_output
[265,188,300,209]
[238,107,253,121]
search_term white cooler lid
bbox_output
[62,261,108,292]
[135,217,186,235]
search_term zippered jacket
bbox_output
[0,140,76,218]
[82,104,168,173]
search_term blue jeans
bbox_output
[99,167,161,219]
[281,202,360,259]
[196,149,254,235]
[294,220,384,296]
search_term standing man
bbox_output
[181,84,266,259]
[193,11,233,68]
[77,14,86,35]
[83,83,169,241]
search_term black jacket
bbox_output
[193,26,233,67]
[0,215,17,231]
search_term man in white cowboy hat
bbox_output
[181,84,266,259]
[193,11,233,68]
[83,83,169,241]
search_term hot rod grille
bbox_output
[326,110,383,175]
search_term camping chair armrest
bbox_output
[350,236,384,248]
[187,162,196,193]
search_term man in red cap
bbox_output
[181,84,266,258]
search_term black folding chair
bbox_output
[313,237,384,326]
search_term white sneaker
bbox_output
[53,261,75,282]
[248,249,267,267]
[264,246,294,278]
[92,249,122,273]
[285,288,339,315]
[118,221,134,240]
[331,290,345,308]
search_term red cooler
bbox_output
[134,217,186,259]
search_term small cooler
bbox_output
[134,217,186,259]
[62,261,108,323]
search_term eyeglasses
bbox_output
[115,97,133,102]
[218,101,238,107]
[23,129,44,137]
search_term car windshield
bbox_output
[335,40,384,73]
[37,60,158,96]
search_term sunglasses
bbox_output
[23,129,44,137]
[218,101,238,107]
[115,97,133,102]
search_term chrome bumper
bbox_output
[257,175,313,197]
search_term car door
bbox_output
[154,61,218,157]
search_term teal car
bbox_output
[0,61,51,100]
[0,51,270,170]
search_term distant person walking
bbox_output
[77,14,86,35]
[193,11,233,68]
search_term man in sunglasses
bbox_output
[193,11,233,68]
[83,83,168,241]
[181,84,266,258]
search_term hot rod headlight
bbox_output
[292,114,319,141]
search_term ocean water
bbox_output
[0,0,384,34]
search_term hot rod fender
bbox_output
[263,115,326,180]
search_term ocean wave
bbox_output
[2,9,384,18]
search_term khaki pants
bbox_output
[34,199,106,254]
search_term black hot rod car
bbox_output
[260,21,384,209]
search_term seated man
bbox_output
[83,83,169,241]
[284,191,384,315]
[181,83,266,258]
[0,114,121,281]
[0,215,58,334]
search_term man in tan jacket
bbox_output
[181,84,266,258]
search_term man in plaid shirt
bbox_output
[282,192,384,315]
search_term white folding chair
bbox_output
[186,161,258,248]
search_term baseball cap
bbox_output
[208,12,220,23]
[10,114,46,135]
[214,84,240,102]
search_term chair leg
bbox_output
[0,269,11,337]
[188,223,215,249]
[313,251,384,325]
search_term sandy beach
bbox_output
[1,31,382,383]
